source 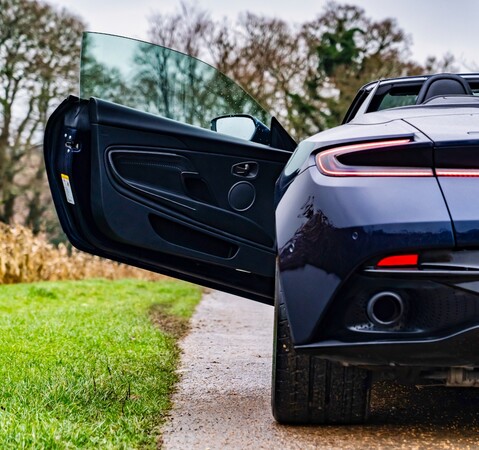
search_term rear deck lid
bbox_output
[405,111,479,246]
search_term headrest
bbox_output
[416,74,472,104]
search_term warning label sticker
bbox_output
[61,173,75,205]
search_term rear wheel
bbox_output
[271,274,371,424]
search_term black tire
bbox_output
[271,272,371,424]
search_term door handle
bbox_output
[232,161,258,178]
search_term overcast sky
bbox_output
[52,0,479,70]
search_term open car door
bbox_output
[44,33,295,304]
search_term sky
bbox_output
[52,0,479,70]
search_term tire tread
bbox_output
[272,276,370,424]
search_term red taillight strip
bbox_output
[436,168,479,177]
[316,139,433,177]
[377,254,419,267]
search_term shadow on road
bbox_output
[371,380,479,427]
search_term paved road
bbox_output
[161,291,479,449]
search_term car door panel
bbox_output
[103,145,276,247]
[45,96,291,303]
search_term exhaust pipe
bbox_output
[367,291,405,326]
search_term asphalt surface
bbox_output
[161,291,479,449]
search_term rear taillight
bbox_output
[377,254,419,267]
[316,139,434,177]
[436,169,479,177]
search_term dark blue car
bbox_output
[45,33,479,424]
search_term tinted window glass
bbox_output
[80,32,271,130]
[467,82,479,96]
[376,85,422,111]
[377,93,417,110]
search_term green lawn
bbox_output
[0,279,201,448]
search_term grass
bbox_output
[0,279,201,448]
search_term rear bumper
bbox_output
[276,166,455,344]
[296,324,479,367]
[292,269,479,366]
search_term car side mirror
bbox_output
[211,114,270,145]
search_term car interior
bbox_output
[344,74,479,122]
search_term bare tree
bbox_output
[147,1,213,58]
[210,13,308,139]
[146,2,429,140]
[0,0,84,231]
[424,53,458,73]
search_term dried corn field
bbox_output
[0,223,165,284]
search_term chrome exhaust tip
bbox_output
[367,291,405,326]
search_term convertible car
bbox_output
[44,33,479,424]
